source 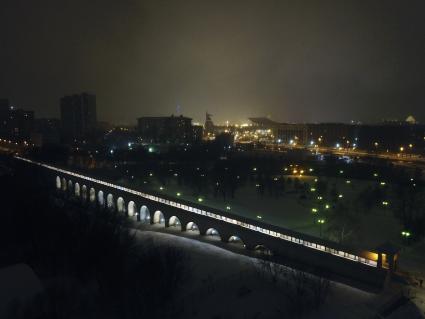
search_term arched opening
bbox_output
[185,222,200,235]
[107,194,114,210]
[74,183,80,197]
[81,185,88,200]
[89,187,96,202]
[56,176,61,189]
[139,205,150,223]
[117,197,125,213]
[228,235,245,248]
[128,201,137,217]
[205,228,221,241]
[153,210,165,226]
[61,178,67,191]
[254,245,273,256]
[98,191,105,207]
[168,216,182,230]
[68,180,73,193]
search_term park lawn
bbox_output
[123,173,404,251]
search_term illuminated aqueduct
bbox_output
[55,175,261,251]
[17,157,392,287]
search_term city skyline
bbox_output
[1,0,424,124]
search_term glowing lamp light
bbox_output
[226,206,231,210]
[257,215,262,219]
[159,186,164,190]
[176,192,181,196]
[401,231,411,237]
[325,204,330,209]
[317,219,325,224]
[198,197,203,202]
[382,201,389,206]
[338,194,343,198]
[312,208,318,213]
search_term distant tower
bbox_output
[205,112,214,135]
[176,104,181,116]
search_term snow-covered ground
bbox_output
[133,229,424,318]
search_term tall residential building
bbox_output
[60,92,97,142]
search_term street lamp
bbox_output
[401,231,411,237]
[401,231,411,244]
[317,218,325,237]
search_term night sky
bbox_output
[1,0,424,124]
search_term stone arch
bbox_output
[153,210,165,225]
[185,222,200,234]
[228,235,245,248]
[67,180,73,193]
[168,216,182,230]
[56,176,61,189]
[61,177,67,191]
[107,194,114,210]
[128,201,137,217]
[74,183,80,197]
[81,185,88,201]
[98,190,105,207]
[117,197,125,213]
[89,187,96,202]
[139,205,150,223]
[206,228,221,240]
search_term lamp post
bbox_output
[401,230,411,244]
[317,218,325,237]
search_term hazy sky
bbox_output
[1,0,424,124]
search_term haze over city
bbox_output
[1,1,425,318]
[1,0,424,124]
